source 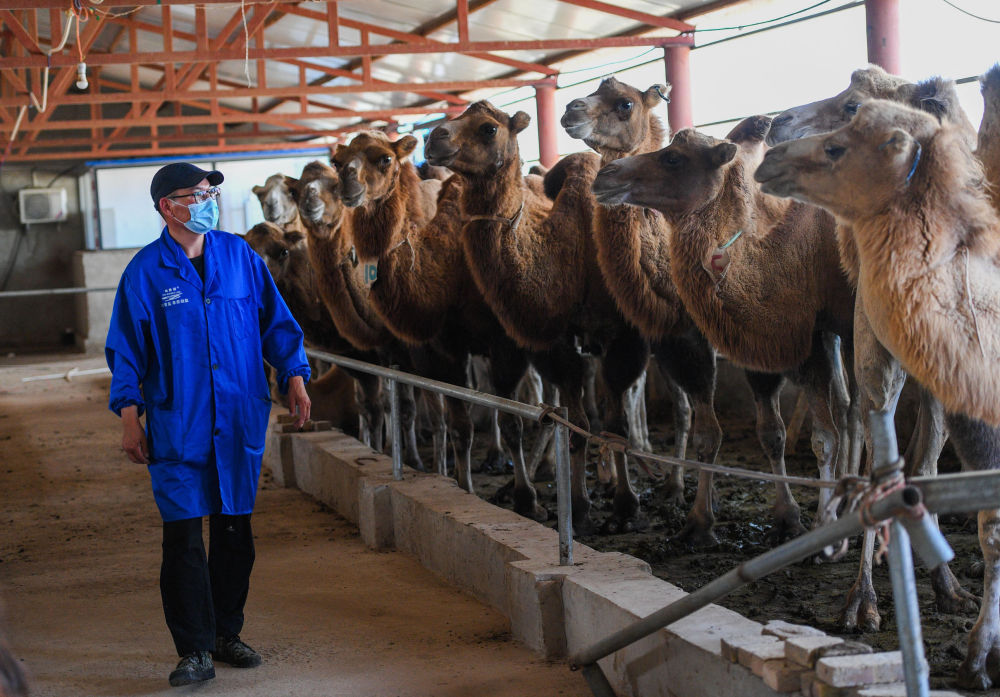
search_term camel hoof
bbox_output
[661,488,686,507]
[573,517,598,538]
[838,598,881,633]
[488,478,514,505]
[763,518,807,546]
[956,662,994,691]
[476,448,511,475]
[405,455,426,473]
[600,514,648,535]
[671,521,718,549]
[513,486,548,522]
[936,589,980,616]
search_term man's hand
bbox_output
[121,405,150,464]
[286,375,311,430]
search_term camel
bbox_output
[243,221,360,433]
[285,160,425,470]
[331,133,550,518]
[754,97,1000,691]
[979,64,1000,211]
[591,115,857,542]
[560,77,730,543]
[769,67,980,630]
[426,101,651,534]
[252,173,308,235]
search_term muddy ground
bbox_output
[453,385,990,695]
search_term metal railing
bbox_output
[0,286,117,298]
[305,347,577,566]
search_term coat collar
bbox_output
[158,227,219,294]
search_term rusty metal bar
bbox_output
[556,0,695,32]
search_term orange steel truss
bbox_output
[0,0,715,162]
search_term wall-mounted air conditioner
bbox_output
[18,188,68,224]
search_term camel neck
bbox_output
[462,158,523,218]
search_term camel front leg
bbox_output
[624,369,652,452]
[840,529,881,632]
[398,384,425,472]
[744,370,804,543]
[958,508,1000,690]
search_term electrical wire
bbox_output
[686,0,837,32]
[937,0,1000,23]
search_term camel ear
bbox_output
[710,142,738,168]
[509,111,531,135]
[285,229,306,245]
[878,128,915,160]
[394,135,418,158]
[643,83,670,108]
[285,177,302,203]
[252,185,265,196]
[333,143,349,161]
[283,175,298,191]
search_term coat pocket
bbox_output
[243,394,272,453]
[229,295,259,339]
[147,406,184,462]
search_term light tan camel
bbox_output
[755,98,1000,691]
[426,101,652,534]
[561,77,730,543]
[979,64,1000,212]
[591,116,857,541]
[252,173,308,235]
[287,161,425,471]
[769,68,981,629]
[332,134,546,517]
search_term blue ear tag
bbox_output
[363,262,378,288]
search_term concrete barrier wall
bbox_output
[264,422,795,697]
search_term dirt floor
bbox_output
[462,378,995,697]
[0,354,586,697]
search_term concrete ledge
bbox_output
[265,423,794,697]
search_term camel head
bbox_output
[244,221,306,284]
[332,131,418,208]
[561,77,669,155]
[252,173,300,226]
[755,100,938,222]
[424,101,530,177]
[592,115,772,218]
[768,65,914,144]
[289,160,343,237]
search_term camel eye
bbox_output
[615,99,633,114]
[479,123,498,138]
[377,154,392,168]
[824,143,846,160]
[279,249,290,260]
[659,151,682,168]
[844,102,860,116]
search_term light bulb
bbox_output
[75,62,88,90]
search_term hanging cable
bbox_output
[938,0,1000,23]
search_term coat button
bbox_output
[212,364,218,370]
[214,428,221,436]
[205,297,212,304]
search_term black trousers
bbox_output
[160,514,255,656]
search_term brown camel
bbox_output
[769,68,980,630]
[286,160,425,470]
[243,222,360,433]
[332,134,544,515]
[591,115,857,541]
[560,77,731,543]
[426,101,652,534]
[979,64,1000,212]
[252,173,308,235]
[755,98,1000,691]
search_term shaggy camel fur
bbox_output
[333,134,543,514]
[980,64,1000,211]
[426,101,651,534]
[252,173,308,235]
[287,161,425,470]
[770,69,981,629]
[591,115,856,541]
[755,98,1000,691]
[561,77,726,543]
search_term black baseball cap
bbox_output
[150,162,224,212]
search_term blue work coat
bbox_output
[106,228,310,522]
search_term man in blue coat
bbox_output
[105,162,311,687]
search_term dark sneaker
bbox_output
[212,635,262,668]
[168,651,215,687]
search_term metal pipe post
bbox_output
[662,45,693,130]
[388,376,403,481]
[886,519,930,697]
[535,82,559,169]
[554,406,573,566]
[865,0,902,75]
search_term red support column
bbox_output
[663,45,693,131]
[865,0,901,75]
[535,82,559,168]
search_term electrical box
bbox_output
[18,188,68,224]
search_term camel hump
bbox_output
[542,152,600,199]
[726,115,772,144]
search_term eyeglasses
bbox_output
[167,186,221,204]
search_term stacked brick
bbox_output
[719,620,962,697]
